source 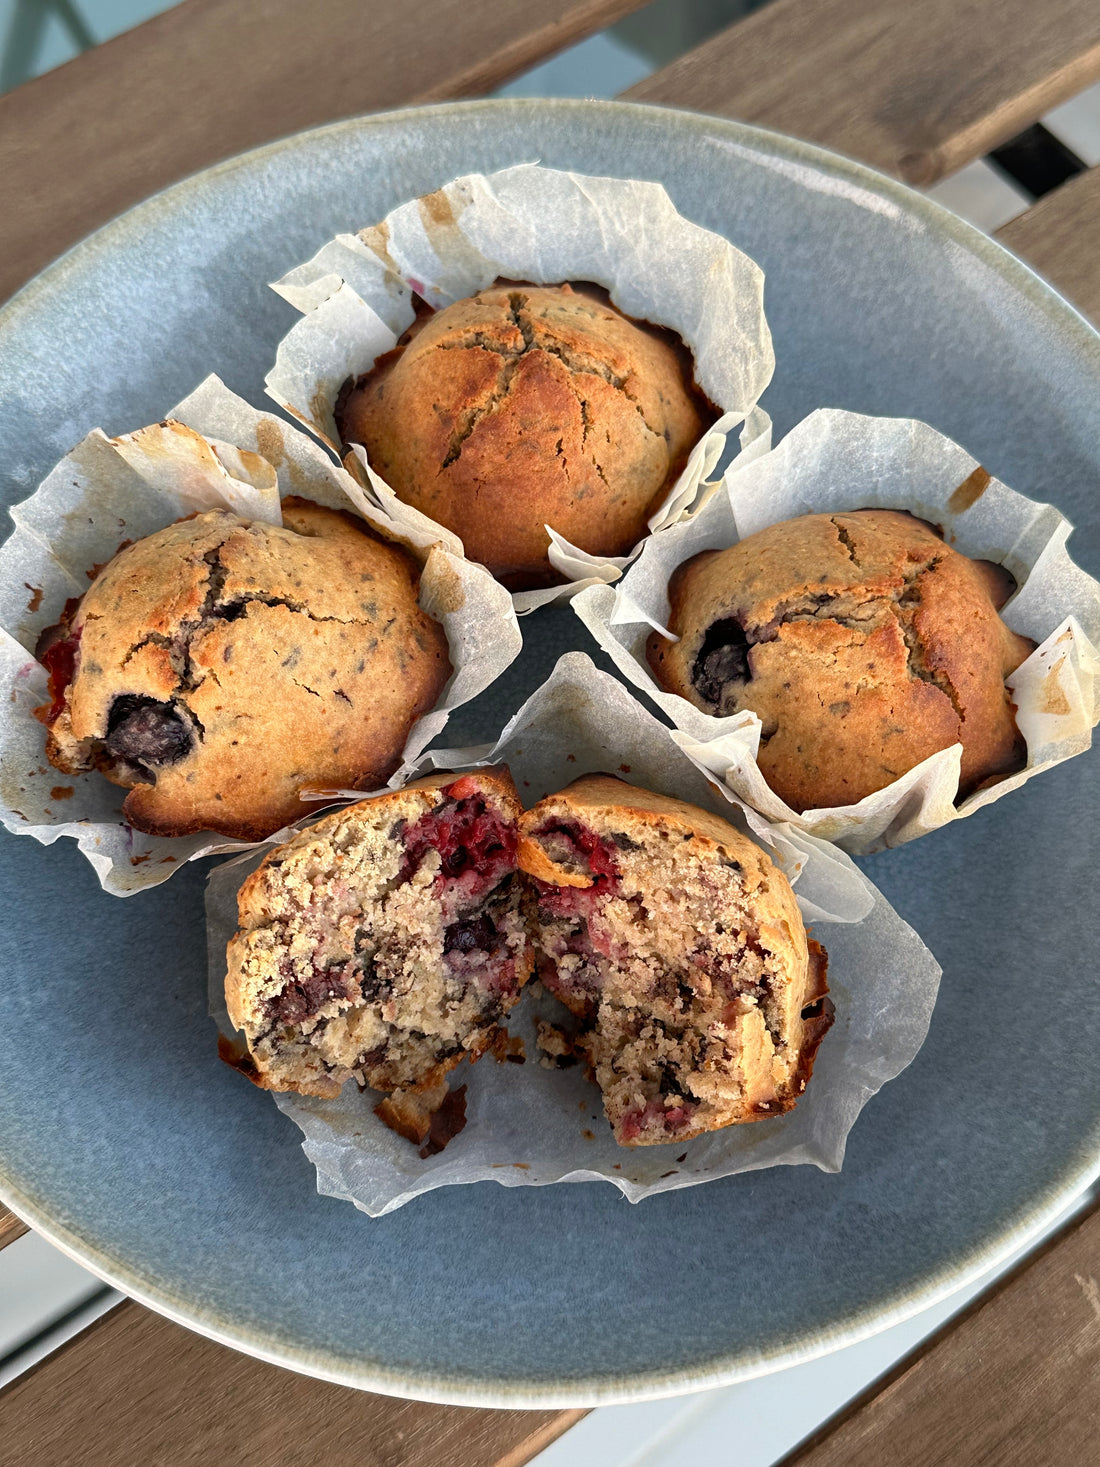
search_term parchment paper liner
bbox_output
[0,374,521,896]
[574,409,1100,855]
[264,163,775,612]
[205,653,941,1217]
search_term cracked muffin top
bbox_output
[37,497,451,840]
[335,282,716,591]
[647,509,1035,812]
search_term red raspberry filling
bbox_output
[34,626,82,726]
[531,820,621,921]
[400,782,517,902]
[618,1098,696,1144]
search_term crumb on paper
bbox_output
[374,1081,469,1155]
[536,1019,581,1070]
[488,1030,526,1064]
[418,1086,468,1157]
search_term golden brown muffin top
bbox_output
[43,499,450,839]
[648,510,1035,811]
[336,283,715,589]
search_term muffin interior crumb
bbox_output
[525,807,813,1145]
[228,777,528,1098]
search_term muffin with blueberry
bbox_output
[647,509,1034,812]
[37,497,450,839]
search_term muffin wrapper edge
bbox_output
[263,163,776,611]
[0,375,522,895]
[574,408,1100,855]
[205,652,941,1216]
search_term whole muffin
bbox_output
[519,775,831,1145]
[647,510,1035,812]
[38,498,451,839]
[336,282,715,590]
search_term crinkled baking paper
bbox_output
[206,653,941,1216]
[265,163,776,611]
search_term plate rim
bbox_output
[1,95,1099,1407]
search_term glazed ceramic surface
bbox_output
[0,100,1097,1406]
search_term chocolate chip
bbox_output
[105,695,193,768]
[692,616,752,706]
[264,964,351,1026]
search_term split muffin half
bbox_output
[518,775,831,1145]
[225,768,531,1126]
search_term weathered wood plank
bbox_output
[625,0,1100,184]
[0,1296,586,1467]
[0,1204,29,1250]
[776,1196,1100,1466]
[0,0,646,304]
[996,163,1100,324]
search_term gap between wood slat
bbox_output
[996,163,1100,323]
[775,1196,1100,1467]
[0,0,647,305]
[0,1206,29,1250]
[624,0,1100,184]
[0,1297,586,1467]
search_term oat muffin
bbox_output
[647,509,1035,812]
[38,497,450,839]
[336,282,716,590]
[225,768,531,1105]
[518,775,830,1146]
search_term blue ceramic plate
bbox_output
[0,101,1097,1406]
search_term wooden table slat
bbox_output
[0,1297,585,1467]
[0,0,648,305]
[996,163,1100,323]
[625,0,1100,184]
[776,1195,1100,1466]
[0,1204,29,1250]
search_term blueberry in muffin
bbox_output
[647,509,1035,812]
[37,497,450,839]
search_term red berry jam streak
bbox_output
[34,626,82,726]
[400,780,517,907]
